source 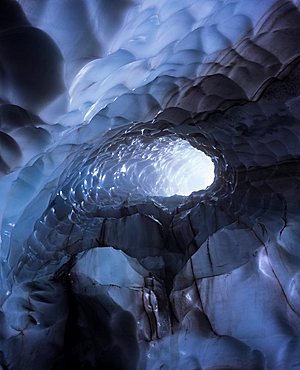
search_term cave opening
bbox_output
[88,134,216,199]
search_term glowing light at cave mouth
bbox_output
[93,136,215,198]
[149,138,215,196]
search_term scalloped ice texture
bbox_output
[1,0,300,369]
[67,136,215,198]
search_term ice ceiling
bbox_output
[0,0,300,369]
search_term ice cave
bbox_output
[0,0,300,369]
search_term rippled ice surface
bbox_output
[91,136,215,197]
[1,0,300,369]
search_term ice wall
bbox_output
[1,0,300,369]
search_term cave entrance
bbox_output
[96,135,215,197]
